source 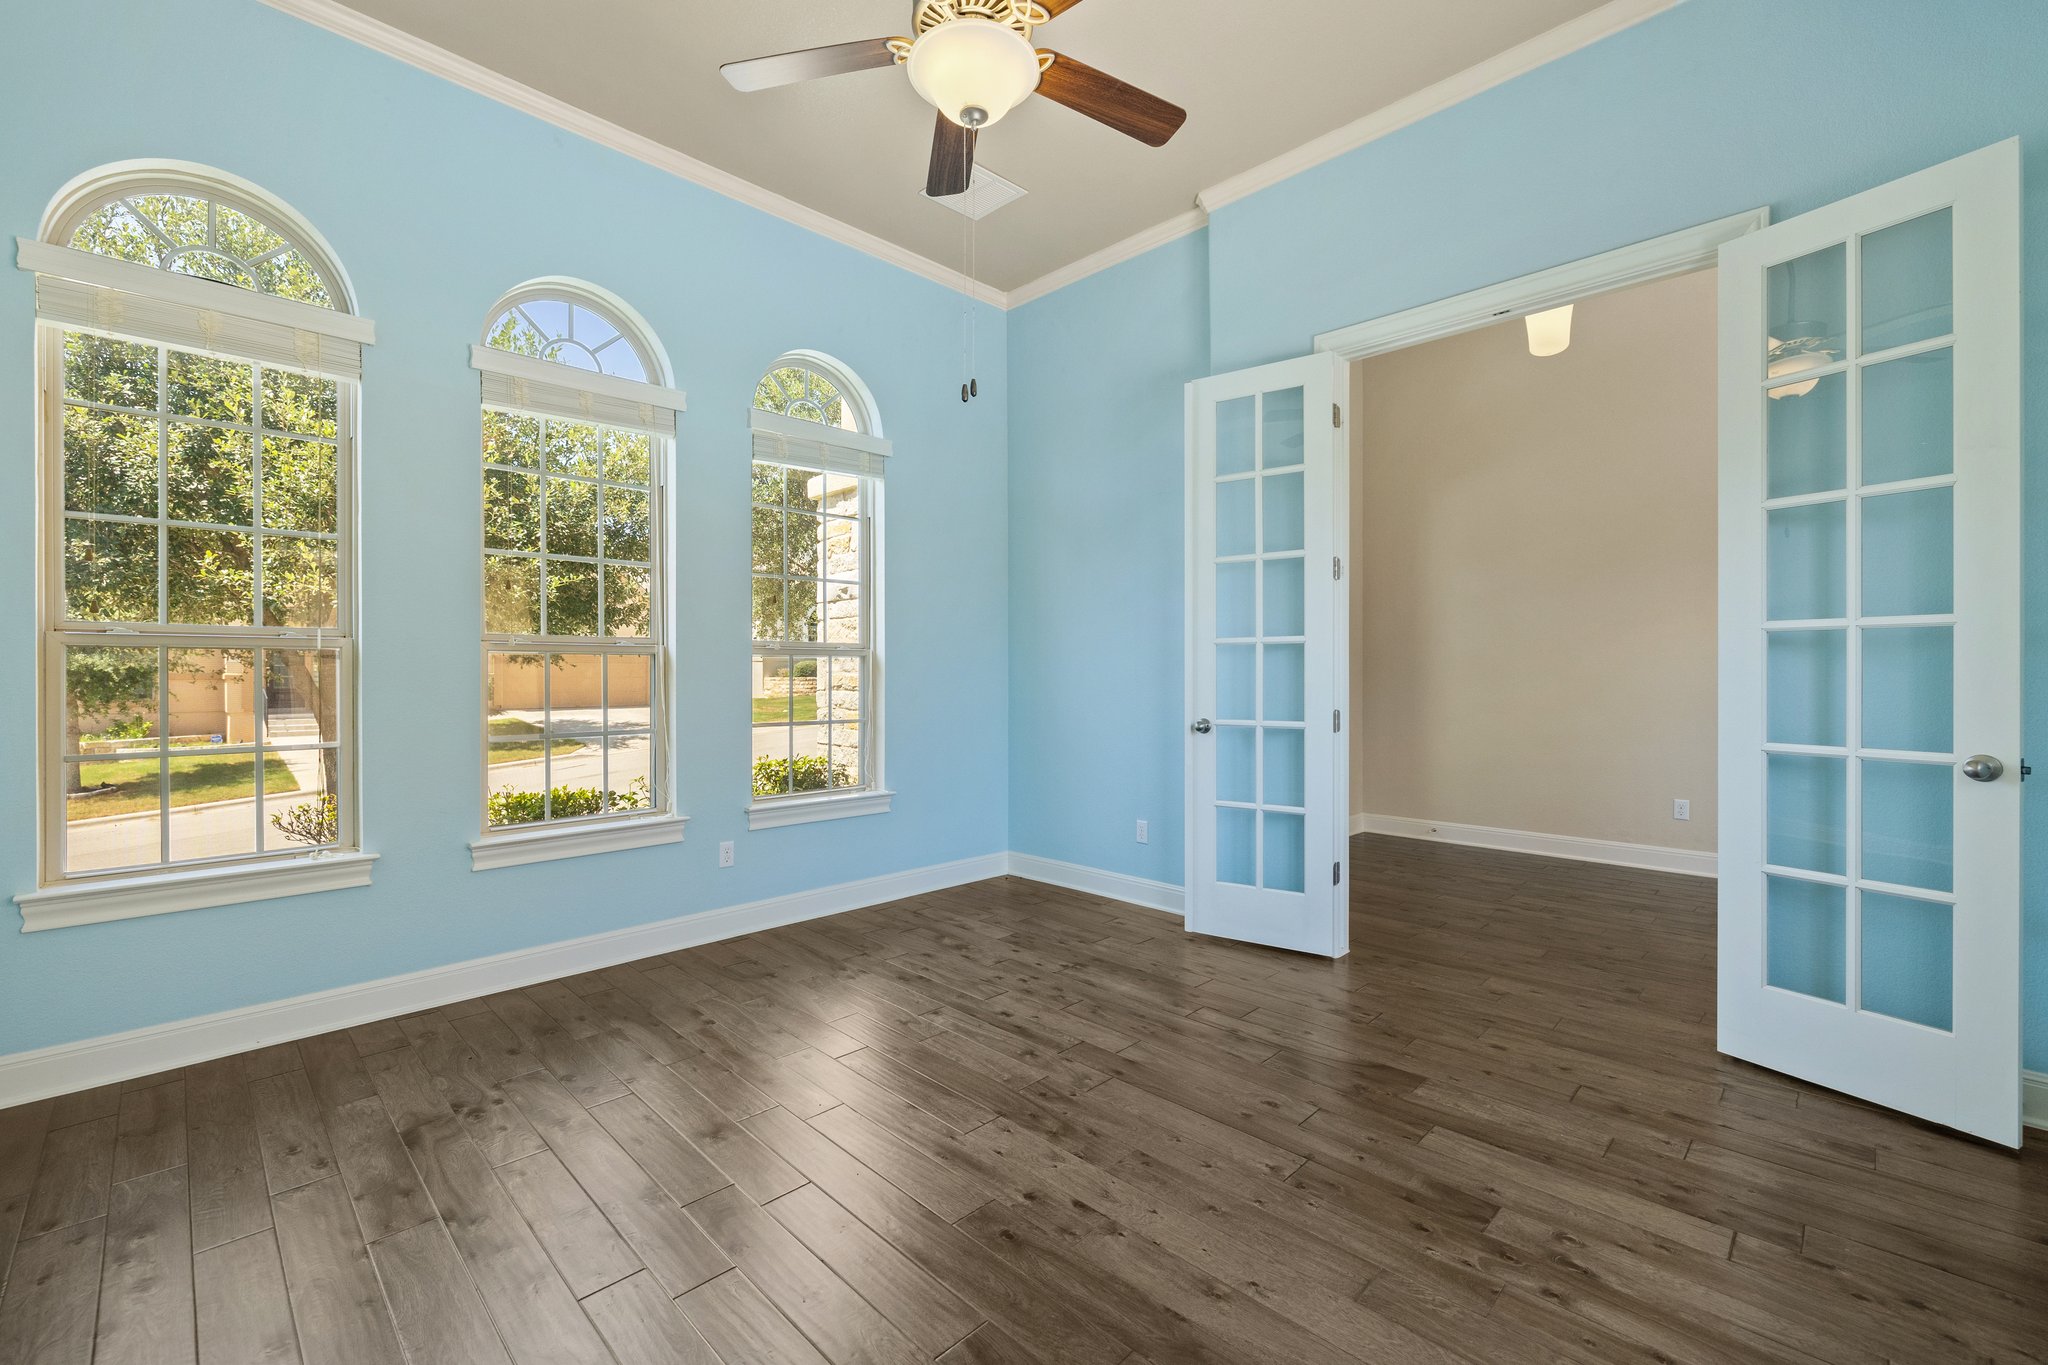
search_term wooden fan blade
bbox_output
[1039,0,1090,14]
[1036,51,1186,147]
[926,112,977,198]
[721,38,899,93]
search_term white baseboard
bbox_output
[0,852,1007,1110]
[13,843,2032,1131]
[1005,852,1185,917]
[1352,812,1717,879]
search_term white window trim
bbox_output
[473,287,682,865]
[466,343,684,419]
[17,238,375,352]
[747,788,893,830]
[19,191,372,928]
[469,813,687,871]
[748,358,889,826]
[14,852,376,932]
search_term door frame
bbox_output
[1314,208,1770,363]
[1304,208,1768,867]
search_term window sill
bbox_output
[747,789,894,830]
[470,814,687,871]
[14,851,378,933]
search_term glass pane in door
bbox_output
[1212,383,1314,904]
[1862,350,1953,484]
[1862,626,1952,753]
[1767,371,1847,498]
[1861,209,1953,352]
[1767,503,1846,620]
[1767,876,1846,1004]
[1753,205,1961,1036]
[1859,891,1953,1029]
[1767,243,1847,380]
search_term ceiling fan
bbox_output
[721,0,1188,199]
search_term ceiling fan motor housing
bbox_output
[894,0,1056,129]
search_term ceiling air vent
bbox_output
[923,165,1027,220]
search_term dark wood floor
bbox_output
[2,835,2044,1364]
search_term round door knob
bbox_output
[1963,755,2005,783]
[1191,719,1213,735]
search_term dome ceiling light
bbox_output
[721,0,1188,199]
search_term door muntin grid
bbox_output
[1760,208,1958,1033]
[1214,386,1309,895]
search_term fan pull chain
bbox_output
[961,212,979,403]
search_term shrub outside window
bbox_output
[750,356,886,815]
[477,287,675,837]
[36,177,362,886]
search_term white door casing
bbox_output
[1717,140,2023,1145]
[1185,353,1350,957]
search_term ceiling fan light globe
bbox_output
[906,18,1041,129]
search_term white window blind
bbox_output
[749,407,892,480]
[471,344,684,438]
[18,237,370,379]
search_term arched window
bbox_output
[472,283,686,864]
[63,187,342,308]
[752,357,868,433]
[484,289,652,383]
[748,353,891,827]
[19,165,373,926]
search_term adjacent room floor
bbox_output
[1,835,2043,1364]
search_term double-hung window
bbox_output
[471,286,687,868]
[18,171,374,928]
[749,355,890,828]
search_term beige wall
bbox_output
[1350,267,1718,852]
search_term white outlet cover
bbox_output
[718,840,735,866]
[1672,799,1691,821]
[1136,820,1149,844]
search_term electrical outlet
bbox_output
[1673,799,1691,822]
[718,841,735,868]
[1135,819,1149,845]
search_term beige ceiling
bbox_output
[328,0,1616,291]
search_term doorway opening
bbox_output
[1344,265,1721,876]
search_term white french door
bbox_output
[1185,354,1349,957]
[1718,141,2023,1145]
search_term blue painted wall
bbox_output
[7,0,2044,1076]
[1007,232,1209,886]
[0,0,1009,1055]
[1007,0,2048,1068]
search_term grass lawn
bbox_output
[752,693,819,723]
[488,716,587,765]
[70,753,302,818]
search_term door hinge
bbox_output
[1332,403,1343,429]
[1333,709,1343,733]
[1333,861,1343,886]
[2023,760,2033,781]
[1332,556,1343,581]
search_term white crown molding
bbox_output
[255,0,1006,307]
[1004,208,1209,310]
[263,0,1681,313]
[1352,812,1718,879]
[1196,0,1684,216]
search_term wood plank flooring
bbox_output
[1,834,2044,1364]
